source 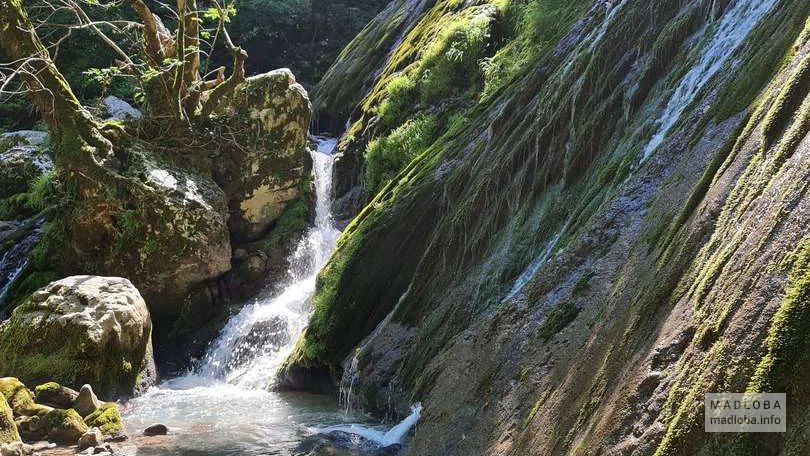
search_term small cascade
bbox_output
[123,137,421,454]
[503,228,564,302]
[196,136,341,388]
[642,0,778,160]
[0,221,42,313]
[318,403,423,448]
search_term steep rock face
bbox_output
[216,69,313,242]
[0,276,156,398]
[284,0,810,454]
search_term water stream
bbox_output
[641,0,777,160]
[122,138,417,455]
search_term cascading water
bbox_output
[122,138,420,455]
[641,0,777,160]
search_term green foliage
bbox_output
[571,270,594,295]
[480,0,589,101]
[262,197,310,251]
[364,114,438,196]
[415,14,492,103]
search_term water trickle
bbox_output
[0,221,42,314]
[503,228,564,302]
[122,138,420,455]
[641,0,777,160]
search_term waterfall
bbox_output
[123,137,421,454]
[197,137,341,388]
[642,0,777,160]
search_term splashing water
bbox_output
[122,138,420,455]
[642,0,777,160]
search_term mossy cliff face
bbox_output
[0,276,155,399]
[283,0,810,454]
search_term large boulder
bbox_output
[0,395,19,444]
[54,143,232,315]
[215,68,312,242]
[0,276,156,398]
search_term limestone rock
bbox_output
[58,143,232,316]
[0,394,19,444]
[0,277,156,398]
[216,69,312,242]
[101,96,142,121]
[73,386,100,418]
[0,442,31,456]
[77,427,102,451]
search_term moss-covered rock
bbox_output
[0,276,156,399]
[215,69,312,242]
[33,382,77,409]
[39,408,88,444]
[0,378,35,416]
[84,402,123,437]
[0,394,19,444]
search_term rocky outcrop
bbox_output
[0,276,156,398]
[216,69,312,242]
[0,131,51,201]
[283,0,810,455]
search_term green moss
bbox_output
[746,238,810,394]
[39,408,88,444]
[262,197,310,252]
[364,114,438,196]
[0,394,20,444]
[84,402,123,436]
[33,382,62,398]
[761,51,810,150]
[571,270,594,295]
[535,301,580,343]
[0,377,35,415]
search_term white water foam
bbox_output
[642,0,777,160]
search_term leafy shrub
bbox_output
[364,114,438,196]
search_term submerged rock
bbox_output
[0,276,156,398]
[142,424,168,436]
[293,431,401,456]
